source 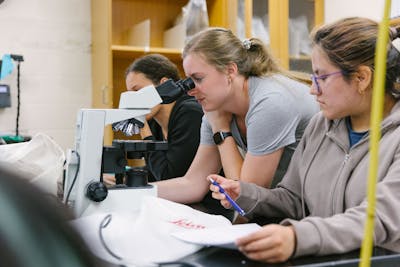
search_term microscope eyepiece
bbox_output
[176,77,195,93]
[155,77,196,104]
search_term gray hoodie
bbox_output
[237,101,400,258]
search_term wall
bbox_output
[0,0,91,151]
[325,0,388,23]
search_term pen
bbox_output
[209,178,246,216]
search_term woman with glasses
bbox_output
[154,27,318,217]
[209,17,400,262]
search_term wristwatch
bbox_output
[213,131,233,145]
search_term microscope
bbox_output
[64,77,195,217]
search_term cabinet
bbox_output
[91,0,237,143]
[91,0,323,143]
[240,0,324,71]
[288,0,324,72]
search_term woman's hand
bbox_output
[236,224,296,263]
[103,173,116,187]
[208,174,240,209]
[139,120,153,139]
[205,110,232,132]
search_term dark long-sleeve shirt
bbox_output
[145,95,203,181]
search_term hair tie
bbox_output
[242,39,251,50]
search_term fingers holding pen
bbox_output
[207,174,240,208]
[208,174,230,208]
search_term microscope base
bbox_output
[81,184,157,217]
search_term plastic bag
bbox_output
[0,133,65,195]
[175,0,209,40]
[237,1,270,45]
[289,15,312,57]
[71,196,232,267]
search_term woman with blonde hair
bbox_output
[155,27,318,214]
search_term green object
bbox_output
[1,135,26,143]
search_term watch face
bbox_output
[213,132,223,145]
[213,132,232,145]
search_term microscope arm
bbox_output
[65,86,162,217]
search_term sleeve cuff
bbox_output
[236,181,262,219]
[281,219,322,257]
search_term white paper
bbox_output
[70,196,232,266]
[171,223,262,249]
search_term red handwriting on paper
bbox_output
[169,219,206,229]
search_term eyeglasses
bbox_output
[310,71,344,94]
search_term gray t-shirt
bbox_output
[200,74,319,186]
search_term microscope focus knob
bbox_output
[86,182,108,202]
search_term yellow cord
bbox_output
[359,1,391,266]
